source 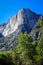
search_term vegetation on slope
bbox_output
[0,19,43,65]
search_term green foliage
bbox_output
[15,32,37,65]
[37,20,43,26]
[0,31,43,65]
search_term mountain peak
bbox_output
[19,8,32,12]
[0,8,40,37]
[0,8,42,51]
[18,8,33,14]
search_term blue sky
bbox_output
[0,0,43,24]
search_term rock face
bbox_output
[0,8,42,51]
[0,33,3,38]
[30,15,43,40]
[0,23,6,33]
[2,8,40,36]
[0,23,6,38]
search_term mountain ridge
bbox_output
[0,8,40,37]
[0,8,43,51]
